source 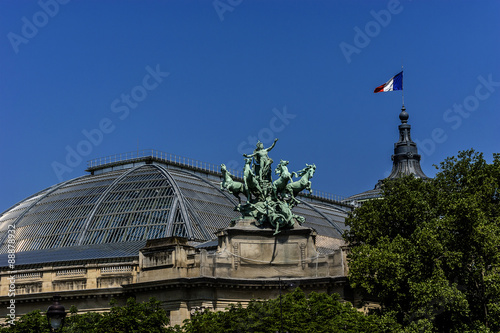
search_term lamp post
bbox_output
[46,295,66,331]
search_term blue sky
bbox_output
[1,0,499,210]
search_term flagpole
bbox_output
[402,85,404,107]
[401,63,404,108]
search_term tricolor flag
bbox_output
[374,71,403,93]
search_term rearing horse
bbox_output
[285,164,316,205]
[273,160,296,197]
[243,158,263,199]
[220,164,246,203]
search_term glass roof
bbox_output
[0,158,349,265]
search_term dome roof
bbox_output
[0,153,349,266]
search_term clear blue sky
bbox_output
[1,0,499,211]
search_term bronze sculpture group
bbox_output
[220,139,315,234]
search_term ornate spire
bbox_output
[347,106,430,203]
[386,106,428,181]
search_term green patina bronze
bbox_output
[221,139,315,234]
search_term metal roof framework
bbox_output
[0,154,349,266]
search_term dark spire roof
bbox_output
[378,106,428,186]
[347,105,429,204]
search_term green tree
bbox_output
[61,306,103,333]
[181,288,399,333]
[344,150,500,332]
[1,297,176,333]
[94,297,174,333]
[0,310,52,333]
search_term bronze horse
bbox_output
[220,164,245,203]
[285,164,315,205]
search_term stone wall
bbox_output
[0,224,348,326]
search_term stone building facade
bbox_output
[0,151,350,326]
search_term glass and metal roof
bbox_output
[0,150,351,266]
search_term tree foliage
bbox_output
[1,290,396,332]
[344,150,500,332]
[0,310,52,333]
[1,297,176,333]
[180,288,399,333]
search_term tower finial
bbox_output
[399,105,409,124]
[386,105,428,181]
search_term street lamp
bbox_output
[46,295,66,331]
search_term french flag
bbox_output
[374,71,403,93]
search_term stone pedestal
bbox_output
[213,218,326,279]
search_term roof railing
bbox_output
[87,149,348,204]
[308,189,347,203]
[87,149,242,178]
